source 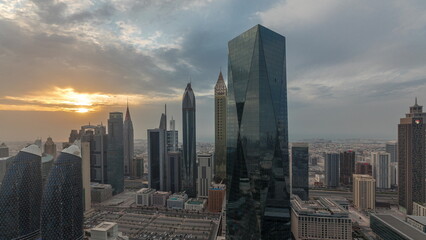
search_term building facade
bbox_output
[353,174,376,211]
[325,153,340,188]
[123,104,134,176]
[135,188,156,206]
[398,99,426,214]
[355,162,372,176]
[339,151,355,186]
[148,128,166,191]
[107,112,124,194]
[214,71,227,181]
[208,184,226,213]
[371,152,391,189]
[226,25,290,239]
[413,202,426,216]
[166,151,181,193]
[292,143,309,200]
[152,191,171,207]
[197,153,213,198]
[386,141,397,163]
[43,137,57,158]
[41,145,83,240]
[371,214,426,240]
[0,142,9,158]
[0,145,42,240]
[167,192,188,209]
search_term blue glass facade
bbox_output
[292,143,309,200]
[226,25,290,239]
[107,112,124,194]
[41,146,83,240]
[0,145,42,240]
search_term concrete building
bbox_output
[185,198,207,211]
[386,141,397,163]
[167,192,188,209]
[135,188,155,206]
[43,137,57,158]
[91,183,113,203]
[0,143,9,158]
[353,174,376,211]
[370,214,426,240]
[339,151,355,186]
[91,222,128,240]
[398,98,426,214]
[325,153,340,188]
[208,184,226,213]
[413,202,426,216]
[291,196,351,240]
[406,215,426,233]
[80,141,91,211]
[390,162,398,187]
[123,104,134,176]
[355,162,372,176]
[292,143,309,200]
[166,117,178,152]
[152,191,171,207]
[371,152,391,189]
[197,153,213,198]
[214,71,227,181]
[107,112,124,195]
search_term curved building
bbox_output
[182,83,197,197]
[0,144,42,240]
[41,145,83,240]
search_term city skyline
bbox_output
[1,0,426,142]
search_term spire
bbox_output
[183,82,196,110]
[125,101,131,121]
[215,70,227,95]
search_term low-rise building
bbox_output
[413,202,426,216]
[370,214,426,240]
[291,196,351,240]
[91,183,113,203]
[185,198,206,211]
[151,191,171,207]
[135,188,155,206]
[167,192,188,209]
[208,184,226,213]
[406,215,426,233]
[90,222,128,240]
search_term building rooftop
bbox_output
[136,188,156,194]
[92,221,117,231]
[407,215,426,225]
[291,196,349,217]
[186,198,206,205]
[373,214,426,240]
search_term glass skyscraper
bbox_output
[107,112,124,194]
[292,143,309,200]
[226,25,290,239]
[0,145,42,240]
[41,145,83,240]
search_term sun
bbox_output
[76,108,90,113]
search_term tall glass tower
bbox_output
[226,25,290,239]
[182,83,197,197]
[107,112,124,194]
[0,145,42,240]
[123,104,134,176]
[41,145,83,240]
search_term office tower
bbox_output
[390,162,398,187]
[371,152,391,189]
[123,103,134,176]
[291,143,309,200]
[291,196,351,240]
[43,136,57,158]
[69,129,80,143]
[398,98,426,214]
[148,125,166,191]
[340,151,355,186]
[79,141,91,211]
[131,156,144,178]
[80,124,108,183]
[386,141,397,163]
[107,112,124,194]
[41,145,83,240]
[353,174,376,211]
[208,183,226,212]
[182,83,197,197]
[214,71,227,181]
[227,25,290,239]
[197,153,213,198]
[0,142,9,157]
[166,151,181,193]
[355,162,372,176]
[0,145,42,239]
[325,153,340,188]
[167,117,178,152]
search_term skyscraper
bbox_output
[386,141,397,163]
[292,143,309,200]
[123,104,134,176]
[0,145,42,240]
[197,153,213,198]
[398,98,426,214]
[340,151,355,186]
[182,83,197,197]
[355,162,372,176]
[44,136,57,158]
[214,71,227,181]
[107,112,124,194]
[148,127,166,191]
[353,174,376,211]
[166,117,181,193]
[167,117,178,152]
[226,25,290,239]
[41,145,83,240]
[325,153,340,188]
[371,152,391,189]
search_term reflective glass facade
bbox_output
[0,147,42,240]
[41,148,83,240]
[292,143,309,200]
[107,112,124,194]
[226,25,290,239]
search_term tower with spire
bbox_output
[214,71,227,181]
[123,102,134,176]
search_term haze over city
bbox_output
[1,0,426,142]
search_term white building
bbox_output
[185,198,207,211]
[371,152,391,189]
[197,153,213,198]
[135,188,156,206]
[91,222,128,240]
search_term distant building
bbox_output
[167,192,188,209]
[131,156,144,178]
[370,214,426,239]
[123,103,134,176]
[208,184,225,213]
[107,112,124,194]
[41,145,83,240]
[152,191,171,207]
[135,188,156,206]
[371,152,391,189]
[43,137,57,158]
[325,153,340,188]
[0,145,42,239]
[0,156,13,185]
[0,143,9,158]
[355,162,372,176]
[167,117,178,152]
[386,141,397,163]
[390,162,398,187]
[398,98,426,214]
[197,153,213,198]
[413,202,426,216]
[339,151,355,186]
[148,127,166,191]
[185,198,207,211]
[69,129,80,143]
[291,196,351,240]
[353,174,376,211]
[292,143,309,200]
[406,215,426,233]
[91,183,113,203]
[166,151,181,193]
[214,71,227,181]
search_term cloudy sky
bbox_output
[0,0,425,142]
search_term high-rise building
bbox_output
[167,117,178,152]
[123,103,134,176]
[41,145,83,239]
[182,83,197,197]
[0,145,42,240]
[148,127,166,191]
[166,151,181,193]
[80,124,108,183]
[131,156,144,178]
[69,129,80,143]
[386,141,397,163]
[226,25,290,239]
[340,151,355,186]
[371,152,391,189]
[197,153,213,198]
[398,98,426,214]
[214,71,227,181]
[107,112,124,194]
[355,162,372,176]
[390,162,398,187]
[353,174,376,211]
[43,137,57,158]
[292,143,309,200]
[208,183,226,213]
[0,142,9,157]
[325,153,340,188]
[80,141,91,211]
